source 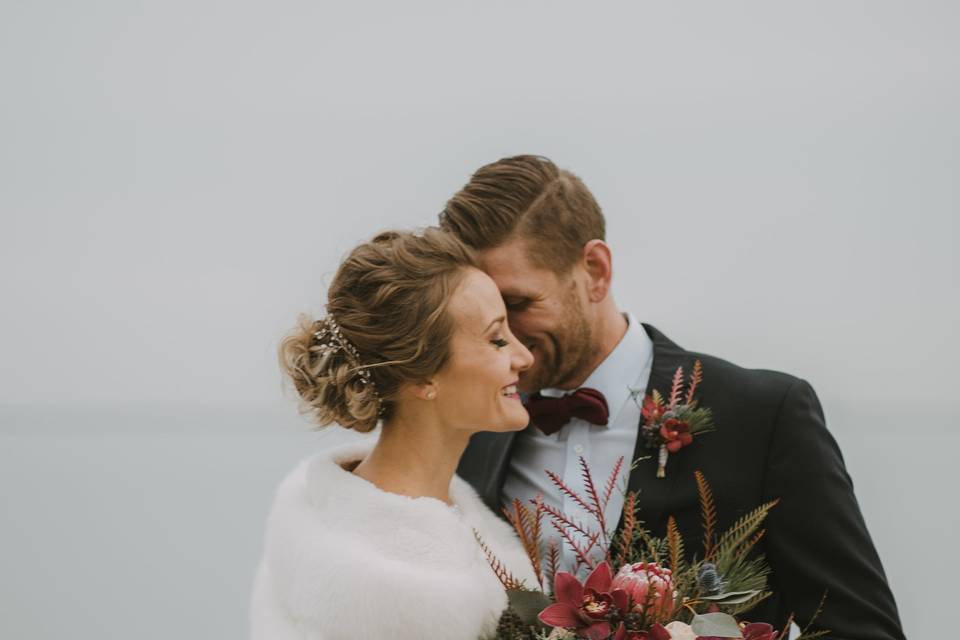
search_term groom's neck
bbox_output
[556,300,628,391]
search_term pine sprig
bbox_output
[602,455,625,512]
[796,590,830,640]
[578,457,608,543]
[651,388,665,408]
[695,470,717,560]
[545,539,561,597]
[474,529,524,590]
[685,360,703,405]
[613,491,637,567]
[725,589,773,617]
[549,520,601,572]
[666,516,686,576]
[714,499,779,568]
[732,529,766,565]
[779,613,795,640]
[503,497,545,591]
[538,500,603,572]
[537,501,600,544]
[668,366,685,408]
[544,469,594,515]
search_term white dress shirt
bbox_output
[501,313,654,576]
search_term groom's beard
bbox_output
[519,288,593,393]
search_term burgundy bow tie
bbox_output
[524,387,610,436]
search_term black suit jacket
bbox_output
[457,324,905,640]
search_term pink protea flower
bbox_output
[538,562,629,640]
[611,562,674,618]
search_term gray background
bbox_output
[1,1,956,637]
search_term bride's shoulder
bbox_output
[264,438,374,509]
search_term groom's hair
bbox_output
[439,155,605,273]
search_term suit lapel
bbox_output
[621,323,693,534]
[457,430,517,514]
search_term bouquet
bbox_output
[481,461,827,640]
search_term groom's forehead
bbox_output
[479,241,554,295]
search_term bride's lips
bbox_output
[500,382,521,401]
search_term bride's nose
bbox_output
[512,341,534,371]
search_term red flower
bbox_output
[741,622,779,640]
[613,622,671,640]
[539,562,629,640]
[659,418,693,453]
[641,397,666,424]
[610,562,674,618]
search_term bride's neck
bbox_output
[351,412,470,506]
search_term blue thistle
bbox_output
[697,562,723,595]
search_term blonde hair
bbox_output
[279,228,478,432]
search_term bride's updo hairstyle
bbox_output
[279,228,479,432]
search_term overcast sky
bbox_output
[0,3,956,634]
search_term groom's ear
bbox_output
[581,239,613,303]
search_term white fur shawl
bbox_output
[250,439,538,640]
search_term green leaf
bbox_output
[506,588,552,626]
[691,612,743,638]
[700,589,762,604]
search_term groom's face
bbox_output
[479,237,594,393]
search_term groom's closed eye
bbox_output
[504,297,532,312]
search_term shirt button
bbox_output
[574,444,584,454]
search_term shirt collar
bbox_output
[540,312,653,422]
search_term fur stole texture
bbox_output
[250,439,538,640]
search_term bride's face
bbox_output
[430,267,534,432]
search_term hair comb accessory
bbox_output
[313,316,385,417]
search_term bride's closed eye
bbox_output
[491,337,509,349]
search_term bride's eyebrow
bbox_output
[483,316,505,333]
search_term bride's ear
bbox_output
[410,381,438,401]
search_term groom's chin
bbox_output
[517,372,546,395]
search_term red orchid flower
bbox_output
[659,418,693,453]
[539,562,629,640]
[740,622,779,640]
[613,622,671,640]
[641,397,666,424]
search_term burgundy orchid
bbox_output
[539,562,629,640]
[613,622,671,640]
[740,622,779,640]
[659,418,693,453]
[641,397,667,423]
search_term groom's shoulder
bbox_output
[692,348,799,394]
[648,324,805,403]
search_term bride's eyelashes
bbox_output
[491,337,509,349]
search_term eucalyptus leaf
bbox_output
[691,612,743,638]
[700,589,761,604]
[506,589,552,626]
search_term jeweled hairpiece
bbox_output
[313,316,385,416]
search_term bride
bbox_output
[250,228,539,639]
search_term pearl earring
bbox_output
[426,390,436,400]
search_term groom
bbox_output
[441,156,905,639]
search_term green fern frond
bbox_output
[667,516,686,576]
[695,471,717,559]
[713,499,779,567]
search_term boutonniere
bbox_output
[630,359,714,478]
